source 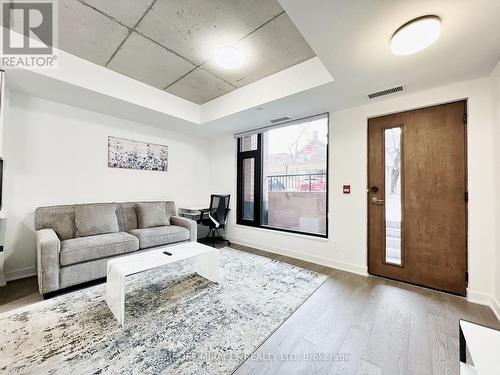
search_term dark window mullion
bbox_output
[255,133,262,227]
[236,135,262,227]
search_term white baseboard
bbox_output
[467,290,500,321]
[227,235,368,277]
[467,290,491,305]
[5,267,36,282]
[492,297,500,322]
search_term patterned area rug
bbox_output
[0,248,327,374]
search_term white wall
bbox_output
[210,77,497,306]
[491,61,500,313]
[0,74,6,285]
[2,92,211,280]
[0,73,5,157]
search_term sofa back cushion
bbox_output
[75,203,119,237]
[35,201,177,239]
[136,202,170,228]
[116,202,138,232]
[117,201,176,231]
[35,205,76,240]
[164,201,176,219]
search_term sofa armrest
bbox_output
[170,216,197,242]
[36,228,61,295]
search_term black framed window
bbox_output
[236,134,262,226]
[236,114,329,237]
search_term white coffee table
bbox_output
[105,241,219,327]
[459,320,500,375]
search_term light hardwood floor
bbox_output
[0,244,498,375]
[0,275,43,313]
[231,244,499,375]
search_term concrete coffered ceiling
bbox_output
[57,0,316,104]
[8,0,500,140]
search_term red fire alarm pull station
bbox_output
[343,185,351,194]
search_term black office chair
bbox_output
[201,194,231,247]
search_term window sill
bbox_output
[233,223,329,241]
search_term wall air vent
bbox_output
[367,85,404,99]
[270,116,291,124]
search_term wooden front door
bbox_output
[368,101,468,296]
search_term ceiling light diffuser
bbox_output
[215,46,243,69]
[391,16,441,56]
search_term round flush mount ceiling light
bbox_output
[390,15,441,56]
[215,46,244,69]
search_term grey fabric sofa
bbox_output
[34,201,197,296]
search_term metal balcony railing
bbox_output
[267,172,327,192]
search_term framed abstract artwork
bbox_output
[108,136,168,172]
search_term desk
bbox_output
[459,319,500,374]
[179,205,231,246]
[178,205,209,223]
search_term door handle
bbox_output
[371,197,384,204]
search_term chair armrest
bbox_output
[170,216,197,242]
[36,228,61,295]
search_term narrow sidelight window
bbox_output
[384,127,402,265]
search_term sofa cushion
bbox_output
[75,203,119,237]
[164,201,177,218]
[117,202,138,232]
[136,202,170,229]
[129,225,189,249]
[60,232,139,266]
[34,205,76,240]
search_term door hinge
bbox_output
[463,113,467,124]
[465,271,469,285]
[464,192,468,203]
